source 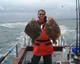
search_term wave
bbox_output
[0,22,74,29]
[0,22,76,37]
[0,22,28,28]
[60,25,75,34]
[0,54,4,57]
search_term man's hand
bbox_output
[48,17,53,20]
[31,18,36,21]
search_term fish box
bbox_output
[72,48,80,54]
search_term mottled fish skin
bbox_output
[24,18,61,44]
[24,20,41,41]
[44,18,61,42]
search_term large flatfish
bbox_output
[24,20,41,41]
[44,17,61,41]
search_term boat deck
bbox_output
[26,61,70,64]
[22,46,70,64]
[11,46,74,64]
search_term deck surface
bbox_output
[26,61,70,64]
[11,46,73,64]
[25,47,70,64]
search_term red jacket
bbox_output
[33,29,54,56]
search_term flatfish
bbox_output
[44,17,61,41]
[24,20,41,41]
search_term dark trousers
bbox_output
[31,54,52,64]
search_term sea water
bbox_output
[0,19,76,64]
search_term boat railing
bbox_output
[0,35,66,64]
[0,35,27,64]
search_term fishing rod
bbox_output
[0,42,19,63]
[73,0,80,64]
[79,0,80,54]
[0,35,27,63]
[0,47,14,63]
[76,0,79,55]
[75,0,80,55]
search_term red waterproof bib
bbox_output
[33,29,54,56]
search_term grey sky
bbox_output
[0,0,76,22]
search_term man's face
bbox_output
[38,11,45,19]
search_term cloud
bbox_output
[0,6,5,10]
[0,0,76,11]
[0,0,41,6]
[0,0,76,22]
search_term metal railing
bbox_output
[0,36,27,64]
